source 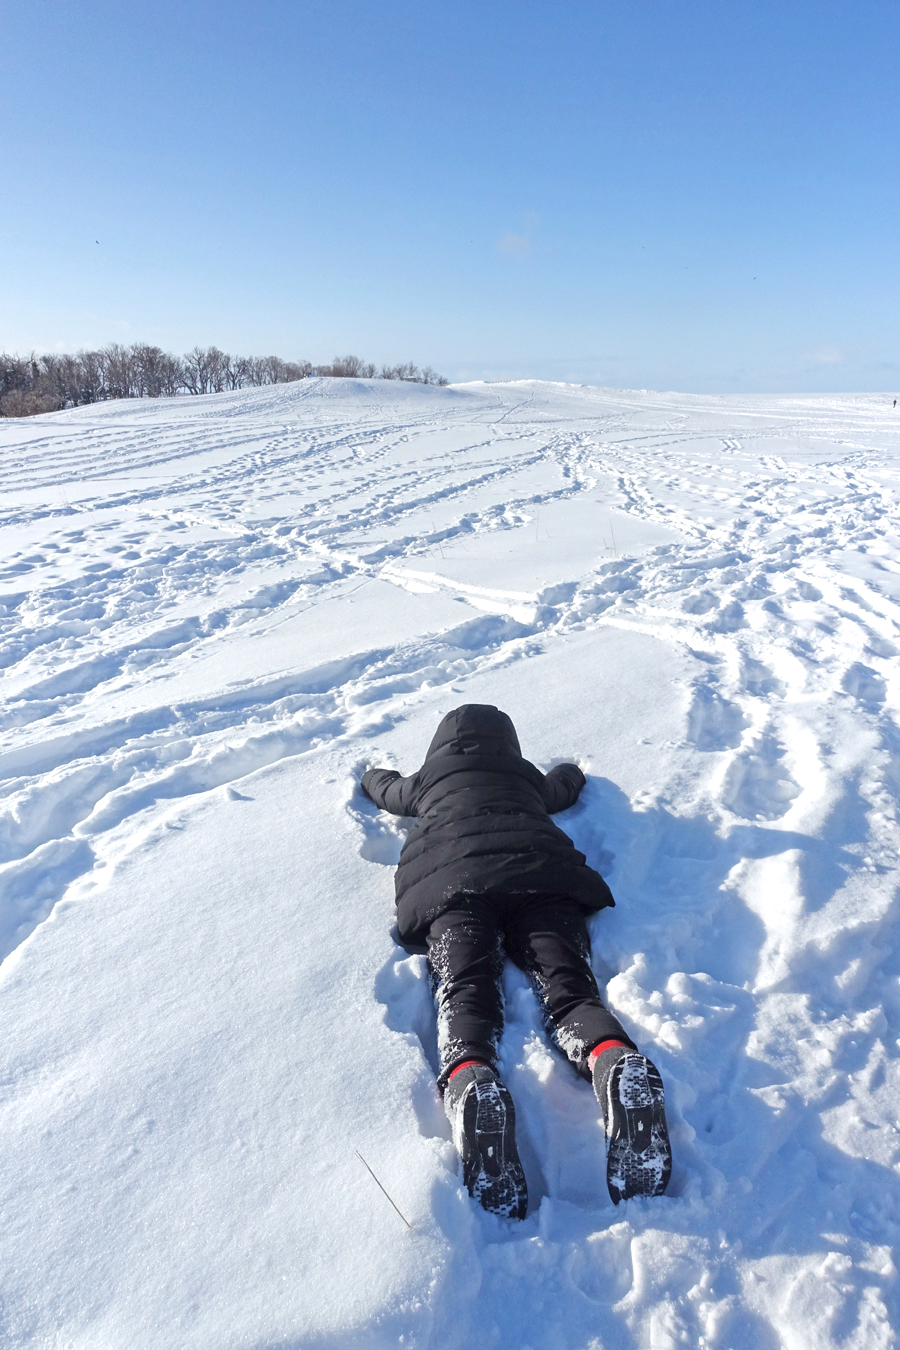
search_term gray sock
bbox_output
[590,1045,631,1122]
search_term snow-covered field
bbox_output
[2,377,899,1350]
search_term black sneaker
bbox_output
[593,1050,672,1204]
[444,1065,528,1221]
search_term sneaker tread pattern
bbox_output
[605,1053,672,1204]
[456,1077,528,1220]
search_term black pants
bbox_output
[426,893,635,1090]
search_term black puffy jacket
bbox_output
[360,704,614,947]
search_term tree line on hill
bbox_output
[0,345,449,417]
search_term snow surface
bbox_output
[2,377,900,1349]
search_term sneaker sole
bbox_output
[605,1053,672,1204]
[457,1078,528,1221]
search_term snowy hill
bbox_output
[1,377,899,1349]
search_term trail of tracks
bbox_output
[2,384,898,973]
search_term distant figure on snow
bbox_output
[361,704,672,1219]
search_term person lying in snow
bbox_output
[361,703,671,1219]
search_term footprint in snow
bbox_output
[721,734,801,821]
[841,663,887,705]
[686,685,749,752]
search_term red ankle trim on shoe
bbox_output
[588,1039,629,1065]
[447,1059,487,1080]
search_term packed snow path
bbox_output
[1,379,899,1349]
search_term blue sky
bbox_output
[2,0,897,392]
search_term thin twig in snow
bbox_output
[355,1150,413,1230]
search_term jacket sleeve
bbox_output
[360,767,420,816]
[539,762,586,813]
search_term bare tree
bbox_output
[331,354,365,378]
[160,352,184,397]
[102,343,137,399]
[182,347,216,395]
[131,345,168,397]
[207,348,230,393]
[225,355,252,390]
[281,360,312,381]
[77,348,106,403]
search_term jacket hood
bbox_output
[425,705,522,761]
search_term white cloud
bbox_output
[809,345,845,365]
[496,211,540,260]
[496,231,531,259]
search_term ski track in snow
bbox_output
[2,378,900,1349]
